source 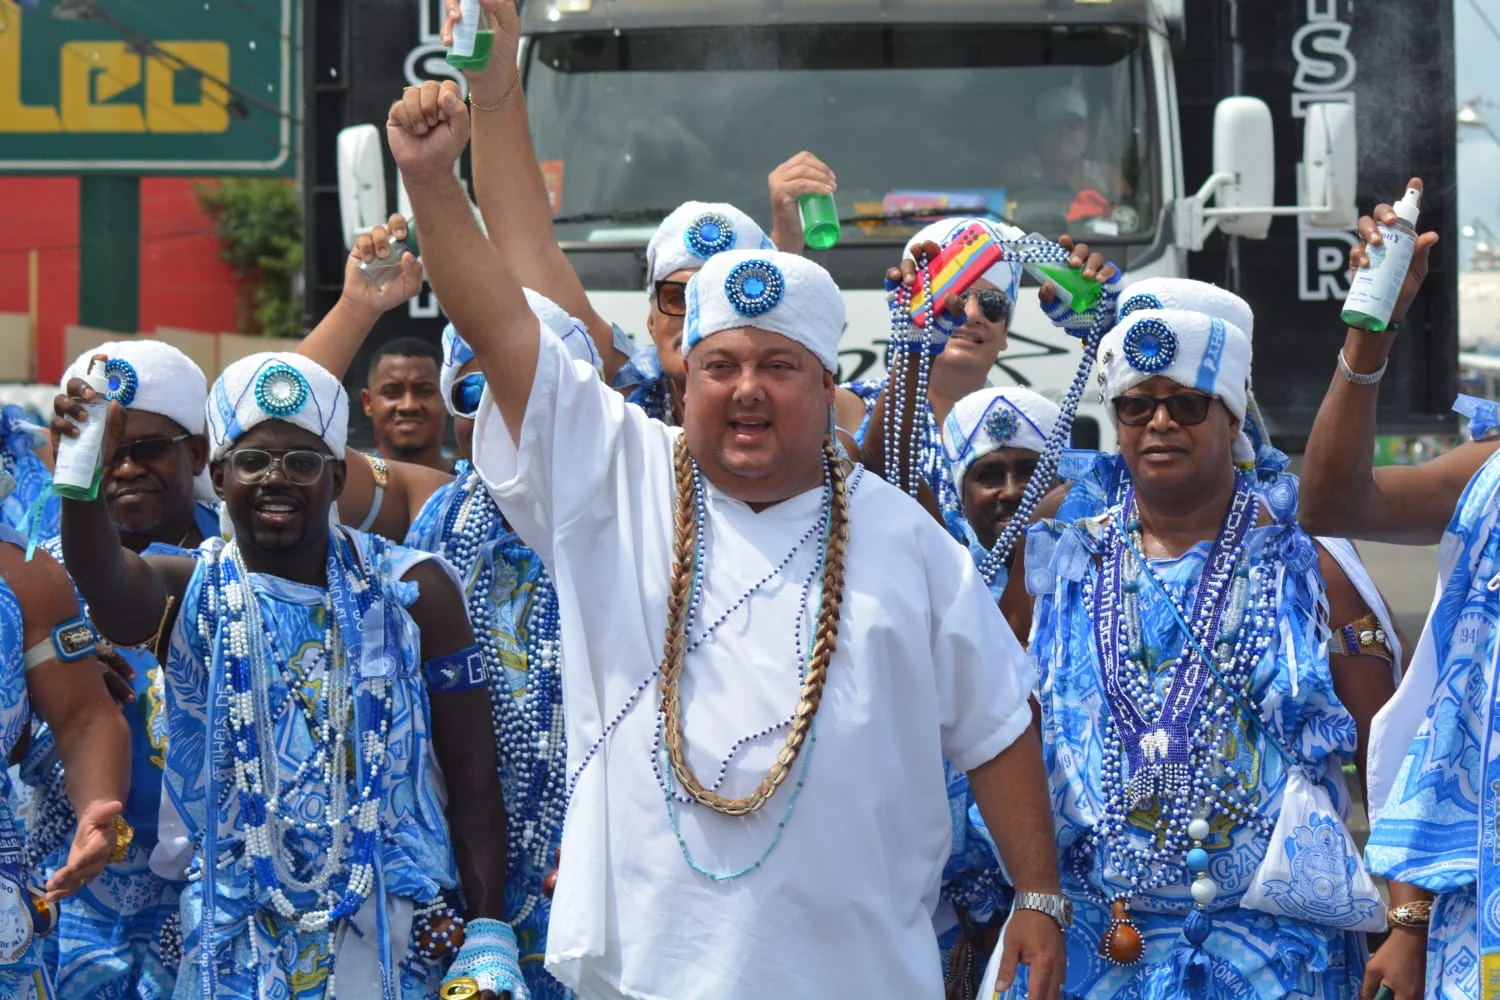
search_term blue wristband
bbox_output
[422,645,488,694]
[441,918,527,1000]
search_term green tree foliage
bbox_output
[196,178,304,338]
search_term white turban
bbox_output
[440,288,600,418]
[943,387,1061,491]
[646,201,774,289]
[904,217,1025,302]
[206,353,348,461]
[683,250,845,373]
[64,339,207,435]
[1098,308,1253,462]
[1116,277,1255,338]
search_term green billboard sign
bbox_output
[0,0,295,174]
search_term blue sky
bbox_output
[1457,0,1500,262]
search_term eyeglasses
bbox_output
[108,434,192,468]
[654,280,688,317]
[1111,393,1217,427]
[450,372,486,418]
[964,288,1012,324]
[226,448,335,486]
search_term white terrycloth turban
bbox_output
[1099,308,1253,462]
[206,353,348,461]
[1116,276,1255,339]
[646,201,774,289]
[64,339,207,435]
[904,217,1024,301]
[943,387,1061,492]
[440,288,601,418]
[682,249,845,373]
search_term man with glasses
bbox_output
[994,307,1409,999]
[53,351,515,1000]
[29,338,221,1000]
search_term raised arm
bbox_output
[1296,177,1490,544]
[443,0,627,384]
[387,80,540,444]
[51,385,183,647]
[3,546,130,901]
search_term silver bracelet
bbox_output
[1337,348,1387,385]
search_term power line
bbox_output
[1468,0,1500,49]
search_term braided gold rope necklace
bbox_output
[658,435,851,817]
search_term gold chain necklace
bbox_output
[658,435,851,817]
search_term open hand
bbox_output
[46,799,122,900]
[386,81,471,182]
[994,908,1065,1000]
[1349,176,1439,327]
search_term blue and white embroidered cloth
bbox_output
[155,531,457,999]
[1021,509,1367,998]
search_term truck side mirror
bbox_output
[1211,97,1275,240]
[1300,102,1358,229]
[337,125,389,252]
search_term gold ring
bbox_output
[440,978,481,999]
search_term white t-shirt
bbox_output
[472,328,1036,1000]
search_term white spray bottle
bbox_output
[1341,186,1421,333]
[446,0,493,71]
[54,355,111,501]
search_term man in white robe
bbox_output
[386,79,1068,1000]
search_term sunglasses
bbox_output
[450,372,486,418]
[964,288,1012,324]
[226,448,335,486]
[108,434,192,468]
[1111,392,1217,427]
[654,280,688,317]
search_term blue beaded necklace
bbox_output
[1078,480,1281,962]
[438,470,568,891]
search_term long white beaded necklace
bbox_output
[210,538,391,943]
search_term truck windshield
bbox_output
[524,22,1157,245]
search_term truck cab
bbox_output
[515,0,1333,450]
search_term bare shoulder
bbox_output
[1313,538,1371,625]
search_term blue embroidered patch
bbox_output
[724,260,785,318]
[253,363,309,419]
[1123,317,1177,374]
[684,213,736,259]
[103,358,139,407]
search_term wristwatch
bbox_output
[1013,891,1074,931]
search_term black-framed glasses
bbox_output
[108,434,192,468]
[450,372,486,418]
[964,288,1013,324]
[1112,392,1217,427]
[226,448,335,486]
[654,279,688,317]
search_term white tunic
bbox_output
[472,329,1036,1000]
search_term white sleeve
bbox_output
[470,325,673,563]
[934,556,1038,773]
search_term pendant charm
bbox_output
[1100,898,1143,966]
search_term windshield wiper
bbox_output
[551,208,676,226]
[839,207,1018,227]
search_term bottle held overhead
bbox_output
[54,355,111,502]
[447,0,494,71]
[1341,186,1421,333]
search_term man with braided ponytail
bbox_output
[388,78,1067,1000]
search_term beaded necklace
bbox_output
[882,255,939,499]
[438,471,568,898]
[207,535,392,991]
[658,435,851,819]
[977,237,1111,583]
[1080,478,1280,964]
